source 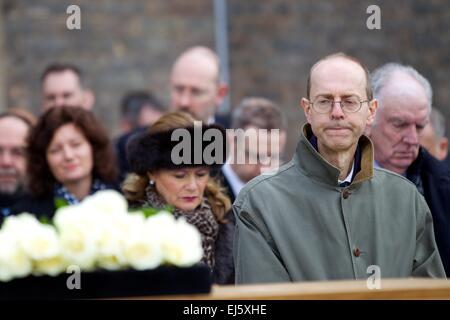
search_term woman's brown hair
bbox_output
[27,106,118,197]
[122,111,231,222]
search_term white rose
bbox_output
[0,231,32,282]
[53,205,83,230]
[54,205,101,235]
[54,205,103,271]
[34,255,69,277]
[58,222,98,271]
[162,217,203,267]
[145,211,177,234]
[145,213,203,267]
[112,212,146,241]
[95,216,133,271]
[19,223,61,260]
[122,223,163,270]
[97,212,145,270]
[1,213,41,238]
[97,254,124,271]
[81,190,128,217]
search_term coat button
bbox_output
[353,248,361,257]
[342,189,351,199]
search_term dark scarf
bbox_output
[139,186,219,268]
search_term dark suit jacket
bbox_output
[10,194,56,220]
[407,147,450,276]
[215,113,231,129]
[0,190,29,225]
[212,210,235,284]
[115,126,148,183]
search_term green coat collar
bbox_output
[294,123,374,187]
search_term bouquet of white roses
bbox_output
[0,190,203,282]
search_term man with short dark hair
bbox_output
[233,53,445,283]
[115,91,166,183]
[221,97,287,202]
[0,109,36,220]
[369,63,450,276]
[119,91,166,134]
[40,63,95,111]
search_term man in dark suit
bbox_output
[220,97,287,202]
[170,46,230,127]
[115,91,166,183]
[40,63,95,111]
[369,62,450,276]
[117,47,231,182]
[0,109,36,222]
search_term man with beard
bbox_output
[0,109,36,220]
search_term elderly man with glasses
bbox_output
[233,53,445,284]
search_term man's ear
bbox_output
[300,98,312,123]
[83,89,95,110]
[364,99,378,137]
[366,99,378,126]
[438,137,449,161]
[215,83,229,111]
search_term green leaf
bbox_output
[54,197,69,209]
[129,206,174,218]
[162,205,174,214]
[39,216,51,225]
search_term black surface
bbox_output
[0,265,212,299]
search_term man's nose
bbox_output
[179,91,192,108]
[330,101,345,119]
[54,96,66,108]
[403,125,419,145]
[0,152,13,167]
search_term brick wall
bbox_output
[2,0,450,157]
[228,0,450,156]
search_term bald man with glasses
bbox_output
[233,53,445,284]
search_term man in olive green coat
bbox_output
[233,53,446,284]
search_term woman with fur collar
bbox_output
[123,111,234,284]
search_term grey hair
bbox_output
[371,63,433,111]
[429,108,447,140]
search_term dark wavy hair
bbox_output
[27,106,118,197]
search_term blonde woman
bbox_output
[123,112,234,284]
